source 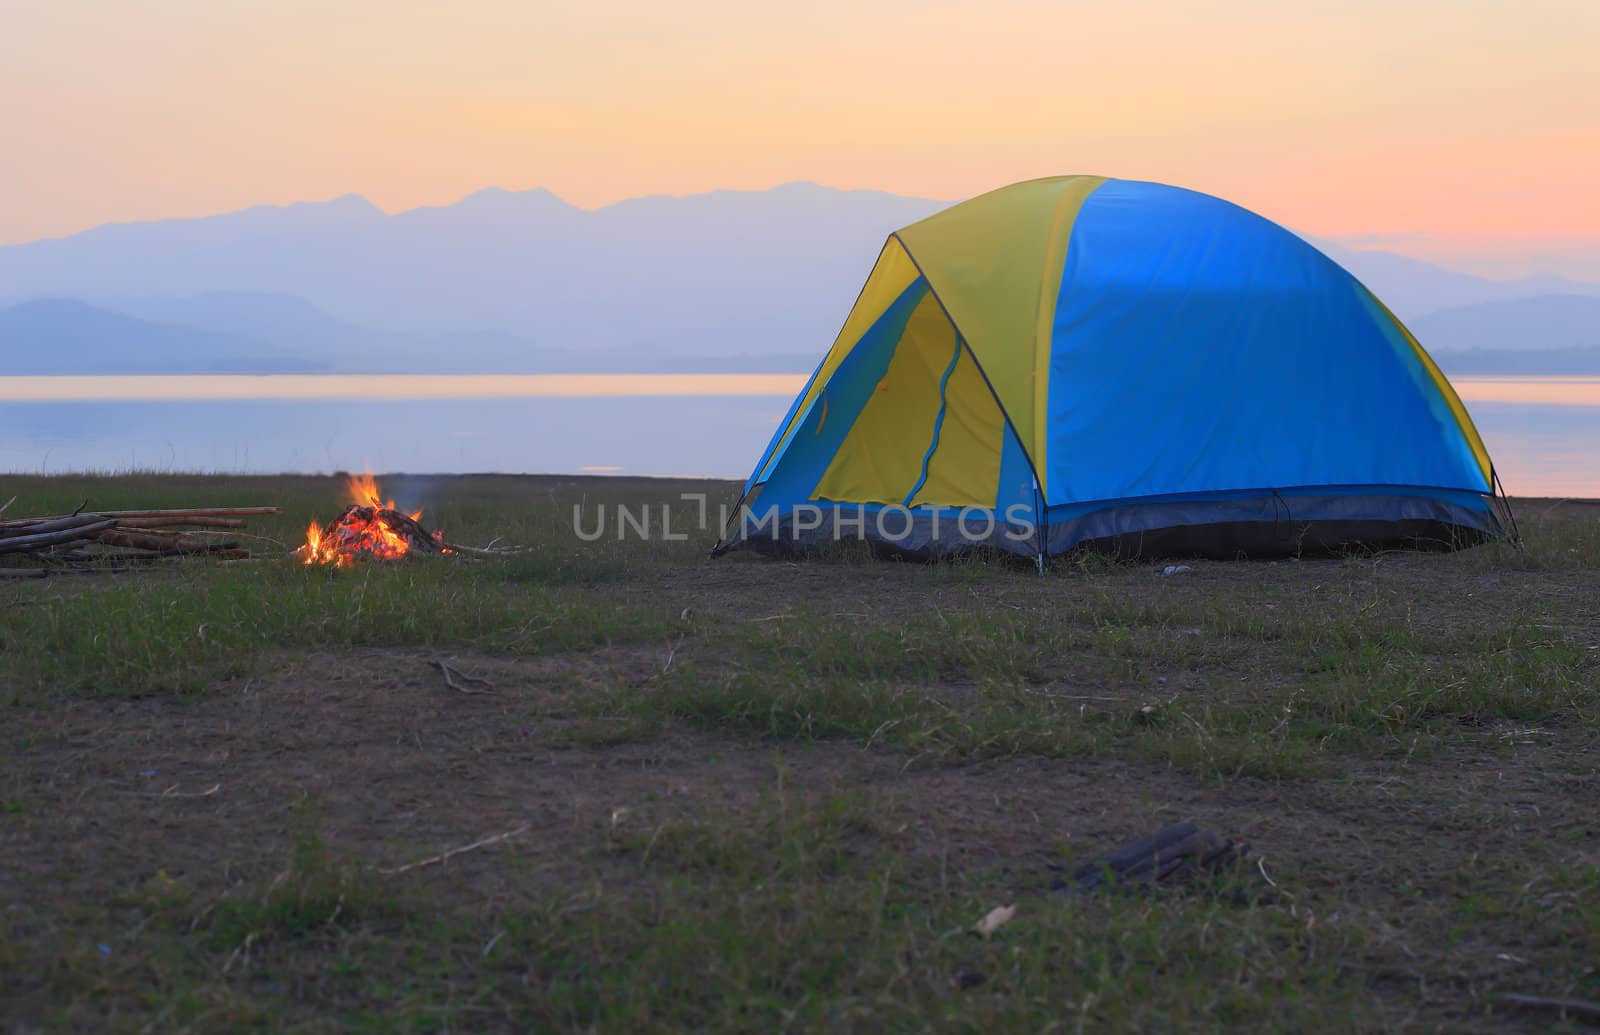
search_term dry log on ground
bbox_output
[96,507,280,519]
[0,513,110,538]
[1498,993,1600,1023]
[0,507,278,531]
[440,539,534,556]
[0,503,276,571]
[94,529,200,552]
[0,519,118,555]
[109,516,248,530]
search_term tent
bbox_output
[714,176,1508,562]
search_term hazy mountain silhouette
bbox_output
[1435,347,1600,375]
[87,291,814,373]
[0,300,319,374]
[0,184,939,357]
[2,183,1597,374]
[1410,294,1600,352]
[1305,238,1600,317]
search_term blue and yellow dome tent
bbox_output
[714,177,1509,562]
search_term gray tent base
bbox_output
[715,493,1502,562]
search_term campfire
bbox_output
[0,474,526,581]
[300,474,448,567]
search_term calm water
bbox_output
[1,375,1597,496]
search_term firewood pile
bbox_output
[0,498,280,578]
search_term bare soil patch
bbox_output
[5,643,1594,1031]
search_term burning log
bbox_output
[1,474,523,575]
[302,505,445,566]
[299,474,454,566]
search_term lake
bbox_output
[1,374,1597,496]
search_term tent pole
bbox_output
[1491,466,1522,548]
[708,483,752,559]
[1033,477,1046,575]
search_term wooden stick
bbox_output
[96,507,280,518]
[0,519,117,554]
[433,659,496,695]
[113,783,222,799]
[111,516,249,530]
[377,509,444,552]
[379,824,530,875]
[440,540,531,557]
[1,507,277,530]
[164,529,289,548]
[0,513,108,539]
[94,529,196,551]
[1499,994,1600,1022]
[0,496,15,517]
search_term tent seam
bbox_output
[889,233,1053,556]
[903,331,963,507]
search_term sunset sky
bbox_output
[3,1,1597,276]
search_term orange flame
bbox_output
[302,517,351,568]
[347,471,385,509]
[346,472,422,521]
[300,473,433,566]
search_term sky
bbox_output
[2,0,1597,277]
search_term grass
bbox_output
[3,562,678,696]
[20,786,1369,1033]
[3,473,1598,1032]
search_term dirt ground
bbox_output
[6,640,1595,1031]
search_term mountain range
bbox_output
[2,183,1597,375]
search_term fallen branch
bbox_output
[0,568,47,579]
[433,659,496,695]
[379,824,530,875]
[2,506,278,529]
[440,540,533,557]
[1498,993,1600,1023]
[0,513,110,539]
[111,516,248,530]
[174,530,290,549]
[94,529,242,554]
[0,519,117,554]
[0,503,274,571]
[114,783,222,799]
[95,507,281,519]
